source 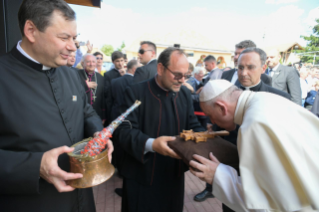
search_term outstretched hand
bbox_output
[152,136,181,159]
[40,146,83,192]
[189,152,220,185]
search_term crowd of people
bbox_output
[1,0,319,212]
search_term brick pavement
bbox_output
[93,171,222,212]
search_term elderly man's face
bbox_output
[158,52,189,92]
[67,52,76,67]
[238,52,265,87]
[194,71,204,82]
[82,55,96,73]
[266,49,280,68]
[32,11,77,67]
[138,44,154,65]
[200,102,236,131]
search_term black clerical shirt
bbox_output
[0,46,102,212]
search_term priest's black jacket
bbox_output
[0,46,103,212]
[104,68,121,124]
[115,77,205,186]
[133,59,158,83]
[77,69,105,120]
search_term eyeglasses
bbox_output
[138,49,152,55]
[163,65,191,80]
[96,57,103,60]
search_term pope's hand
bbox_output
[152,136,181,159]
[40,146,83,192]
[189,152,220,185]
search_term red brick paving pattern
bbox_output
[93,171,222,212]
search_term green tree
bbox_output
[100,44,114,56]
[297,19,319,64]
[116,41,126,52]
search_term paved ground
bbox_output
[93,170,222,212]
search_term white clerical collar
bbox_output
[242,80,261,90]
[17,41,51,70]
[147,58,156,65]
[125,73,133,77]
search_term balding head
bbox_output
[266,49,281,69]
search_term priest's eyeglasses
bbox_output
[138,49,153,54]
[164,65,191,80]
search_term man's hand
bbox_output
[183,82,194,93]
[40,146,83,192]
[152,136,181,159]
[196,87,203,94]
[189,153,220,185]
[86,80,97,89]
[86,40,93,53]
[207,123,213,132]
[106,139,114,163]
[74,40,80,49]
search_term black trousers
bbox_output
[122,176,184,212]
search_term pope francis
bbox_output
[189,79,319,212]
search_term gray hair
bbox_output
[127,59,138,71]
[240,47,267,66]
[81,53,96,63]
[193,66,206,75]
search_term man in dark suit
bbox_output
[222,40,272,87]
[104,51,124,124]
[110,59,138,197]
[203,55,223,83]
[266,48,302,105]
[134,41,158,83]
[218,47,291,212]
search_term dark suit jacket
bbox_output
[110,74,134,120]
[311,91,319,117]
[104,68,122,124]
[134,59,157,83]
[270,64,302,105]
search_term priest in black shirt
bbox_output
[0,1,113,211]
[104,51,124,125]
[78,54,105,121]
[116,47,205,212]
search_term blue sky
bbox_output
[69,0,319,51]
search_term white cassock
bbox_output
[212,91,319,212]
